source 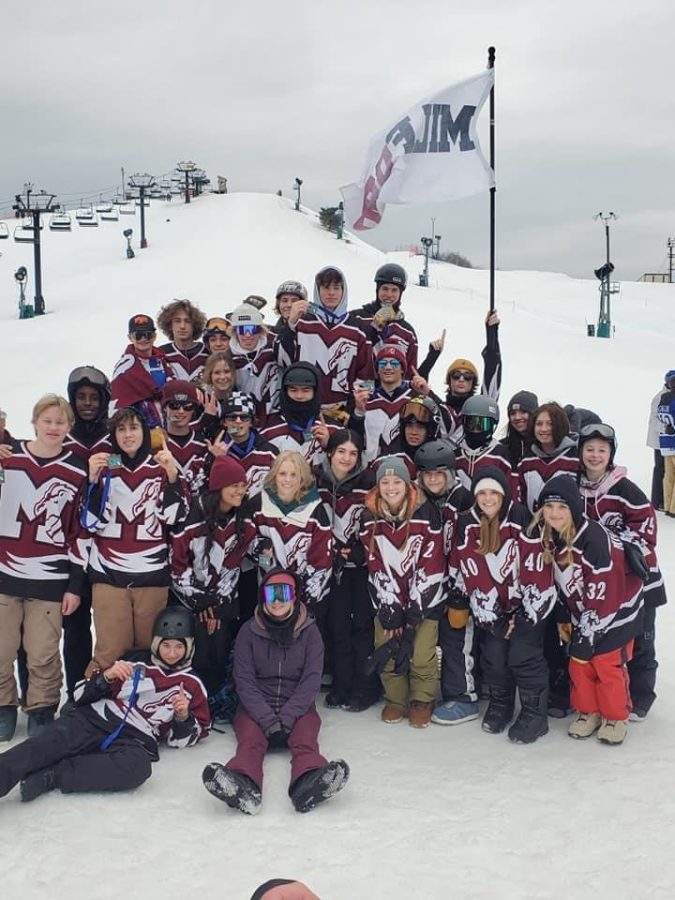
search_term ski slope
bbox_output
[1,193,674,900]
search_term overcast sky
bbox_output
[3,0,674,281]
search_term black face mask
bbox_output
[259,600,300,646]
[464,429,493,450]
[280,387,320,427]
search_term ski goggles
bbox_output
[401,402,431,423]
[402,415,428,428]
[463,415,494,433]
[263,583,295,605]
[579,423,616,441]
[204,318,230,336]
[450,371,476,382]
[234,324,261,337]
[68,366,108,386]
[377,359,402,369]
[166,401,196,411]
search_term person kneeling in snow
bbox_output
[0,607,210,803]
[202,570,349,815]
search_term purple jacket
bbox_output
[233,604,324,733]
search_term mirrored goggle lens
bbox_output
[235,324,261,336]
[377,359,402,369]
[263,583,295,605]
[402,403,430,423]
[463,415,493,433]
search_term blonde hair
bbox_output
[264,450,315,502]
[475,493,504,555]
[528,507,576,565]
[368,483,415,557]
[31,394,74,428]
[203,350,235,386]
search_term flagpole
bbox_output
[488,46,496,312]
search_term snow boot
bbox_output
[381,703,405,724]
[0,706,17,743]
[597,718,628,746]
[201,764,262,815]
[20,767,57,803]
[408,700,434,728]
[481,686,515,734]
[508,688,549,744]
[324,689,349,709]
[289,759,350,814]
[431,699,479,726]
[26,706,56,738]
[568,712,602,740]
[344,691,378,713]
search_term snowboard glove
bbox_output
[448,608,470,629]
[265,722,288,750]
[623,541,650,583]
[365,638,398,676]
[377,604,405,632]
[393,625,417,676]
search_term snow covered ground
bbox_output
[1,193,674,900]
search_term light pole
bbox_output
[128,173,155,248]
[177,160,196,203]
[12,183,59,316]
[667,237,674,283]
[419,236,433,286]
[593,211,617,338]
[294,177,303,211]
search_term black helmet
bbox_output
[153,606,195,640]
[415,440,456,472]
[400,395,442,441]
[281,363,320,390]
[375,263,407,292]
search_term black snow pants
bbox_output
[480,618,548,692]
[438,612,479,703]
[326,566,380,701]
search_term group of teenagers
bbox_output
[0,261,665,816]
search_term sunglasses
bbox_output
[451,371,475,381]
[235,324,261,336]
[166,401,196,411]
[133,330,155,341]
[580,423,616,441]
[224,413,252,422]
[377,359,402,369]
[263,583,295,605]
[463,415,493,433]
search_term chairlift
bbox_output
[100,207,119,222]
[75,206,95,222]
[20,220,43,232]
[119,202,135,215]
[49,212,72,232]
[0,223,9,239]
[135,199,150,207]
[96,202,113,213]
[13,225,35,244]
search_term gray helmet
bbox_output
[461,395,500,425]
[276,280,308,301]
[415,440,456,472]
[153,606,194,640]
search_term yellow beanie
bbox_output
[445,358,479,385]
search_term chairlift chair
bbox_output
[0,223,9,239]
[13,225,35,243]
[119,203,135,215]
[49,212,72,232]
[96,202,113,214]
[75,206,95,222]
[77,208,99,228]
[100,207,119,222]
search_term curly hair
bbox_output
[156,299,208,340]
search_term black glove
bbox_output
[365,638,399,676]
[377,604,405,631]
[393,625,416,676]
[265,722,288,750]
[623,542,650,583]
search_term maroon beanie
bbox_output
[209,455,247,491]
[161,380,199,406]
[376,344,407,373]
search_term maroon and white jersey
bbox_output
[450,503,533,631]
[359,488,445,620]
[229,333,280,428]
[223,433,279,498]
[63,431,111,465]
[170,497,256,613]
[159,341,208,383]
[354,300,419,371]
[165,431,209,497]
[76,660,210,754]
[455,441,520,501]
[0,441,89,601]
[83,456,189,588]
[109,345,173,421]
[517,439,579,512]
[260,419,328,469]
[519,518,644,660]
[580,467,666,607]
[315,464,373,550]
[278,315,374,409]
[250,489,333,607]
[351,384,413,464]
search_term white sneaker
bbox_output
[568,712,602,739]
[597,718,628,745]
[629,709,647,723]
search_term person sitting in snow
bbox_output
[202,569,349,815]
[0,607,210,803]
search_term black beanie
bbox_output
[507,390,539,415]
[538,474,584,528]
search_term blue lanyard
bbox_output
[81,470,111,531]
[100,665,143,750]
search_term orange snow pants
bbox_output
[569,641,633,721]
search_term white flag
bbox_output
[341,69,494,231]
